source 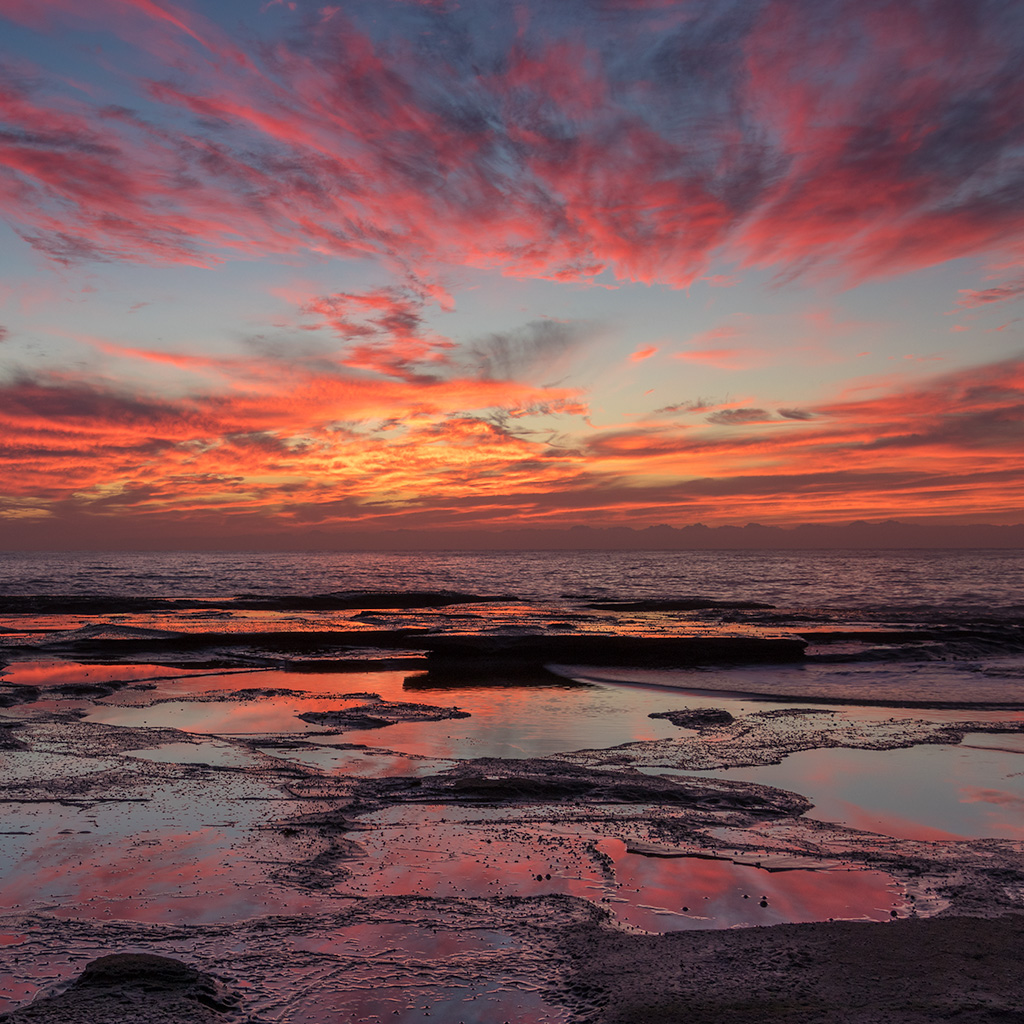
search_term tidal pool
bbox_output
[336,806,909,933]
[672,738,1024,840]
[82,664,1024,844]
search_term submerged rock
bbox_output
[587,599,775,611]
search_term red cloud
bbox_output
[2,0,1022,288]
[302,288,456,382]
[736,2,1024,281]
[674,348,747,370]
[672,325,769,371]
[576,357,1024,525]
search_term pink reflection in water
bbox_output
[0,828,322,924]
[88,696,365,734]
[339,809,908,933]
[145,667,412,697]
[830,802,969,841]
[598,839,906,930]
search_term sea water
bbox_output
[1,548,1022,616]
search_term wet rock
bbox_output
[296,711,395,730]
[0,952,250,1023]
[50,681,125,699]
[404,665,588,688]
[0,685,39,708]
[296,699,471,730]
[225,590,510,611]
[424,634,807,669]
[347,758,813,817]
[0,590,508,616]
[649,708,735,729]
[559,711,1024,772]
[0,721,28,750]
[560,915,1024,1024]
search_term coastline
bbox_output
[1,569,1023,1021]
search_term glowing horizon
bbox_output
[1,0,1022,548]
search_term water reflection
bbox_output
[0,827,324,924]
[679,740,1024,840]
[598,839,906,929]
[0,661,204,686]
[85,671,684,756]
[89,695,368,734]
[125,741,258,768]
[338,806,908,933]
[80,663,1024,841]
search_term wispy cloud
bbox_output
[955,278,1024,309]
[2,1,1023,539]
[629,344,658,363]
[705,407,773,426]
[2,0,1023,290]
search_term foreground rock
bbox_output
[0,953,252,1023]
[561,914,1024,1024]
[296,697,471,729]
[560,707,1024,770]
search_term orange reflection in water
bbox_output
[1,661,201,686]
[88,695,367,734]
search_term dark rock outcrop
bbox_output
[649,708,735,729]
[0,953,249,1023]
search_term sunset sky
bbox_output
[1,0,1023,548]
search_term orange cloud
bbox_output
[629,345,658,363]
[1,2,1023,543]
[3,354,1020,537]
[674,348,748,370]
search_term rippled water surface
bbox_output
[2,549,1022,616]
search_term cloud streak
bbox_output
[2,0,1023,289]
[3,346,1021,533]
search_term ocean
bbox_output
[2,547,1023,612]
[3,547,1023,706]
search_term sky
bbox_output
[1,0,1023,548]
